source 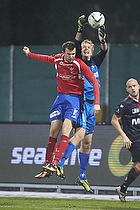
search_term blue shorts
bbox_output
[74,99,86,129]
[75,99,95,134]
[49,94,82,123]
[85,100,95,134]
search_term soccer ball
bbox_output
[88,11,105,29]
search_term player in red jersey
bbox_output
[22,41,100,177]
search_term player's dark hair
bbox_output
[62,41,76,52]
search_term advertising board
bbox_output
[0,123,139,187]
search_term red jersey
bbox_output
[28,52,100,105]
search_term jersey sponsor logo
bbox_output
[50,110,60,118]
[132,108,139,114]
[132,118,140,125]
[58,73,76,80]
[59,61,73,66]
[93,71,99,78]
[11,147,102,166]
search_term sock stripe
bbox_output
[133,166,140,174]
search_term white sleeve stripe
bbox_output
[73,60,81,73]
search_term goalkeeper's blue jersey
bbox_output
[83,59,100,101]
[75,38,107,101]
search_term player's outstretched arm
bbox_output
[23,46,30,56]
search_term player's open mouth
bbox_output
[84,51,89,55]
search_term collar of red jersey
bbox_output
[128,94,139,103]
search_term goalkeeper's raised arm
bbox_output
[98,25,107,51]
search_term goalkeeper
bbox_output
[57,15,108,193]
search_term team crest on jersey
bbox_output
[69,67,74,73]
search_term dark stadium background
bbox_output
[0,0,140,46]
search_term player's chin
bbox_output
[132,93,138,98]
[69,59,74,63]
[83,55,89,60]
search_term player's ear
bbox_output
[126,87,129,93]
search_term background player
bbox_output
[57,15,107,193]
[23,41,100,178]
[111,78,140,202]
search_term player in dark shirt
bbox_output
[111,78,140,202]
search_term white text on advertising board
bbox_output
[11,147,102,166]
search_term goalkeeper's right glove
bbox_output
[77,15,87,33]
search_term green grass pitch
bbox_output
[0,197,139,210]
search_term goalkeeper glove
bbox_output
[77,15,87,33]
[98,25,106,44]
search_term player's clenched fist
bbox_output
[23,46,30,56]
[93,104,100,116]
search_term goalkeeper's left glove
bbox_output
[98,25,106,44]
[77,15,87,33]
